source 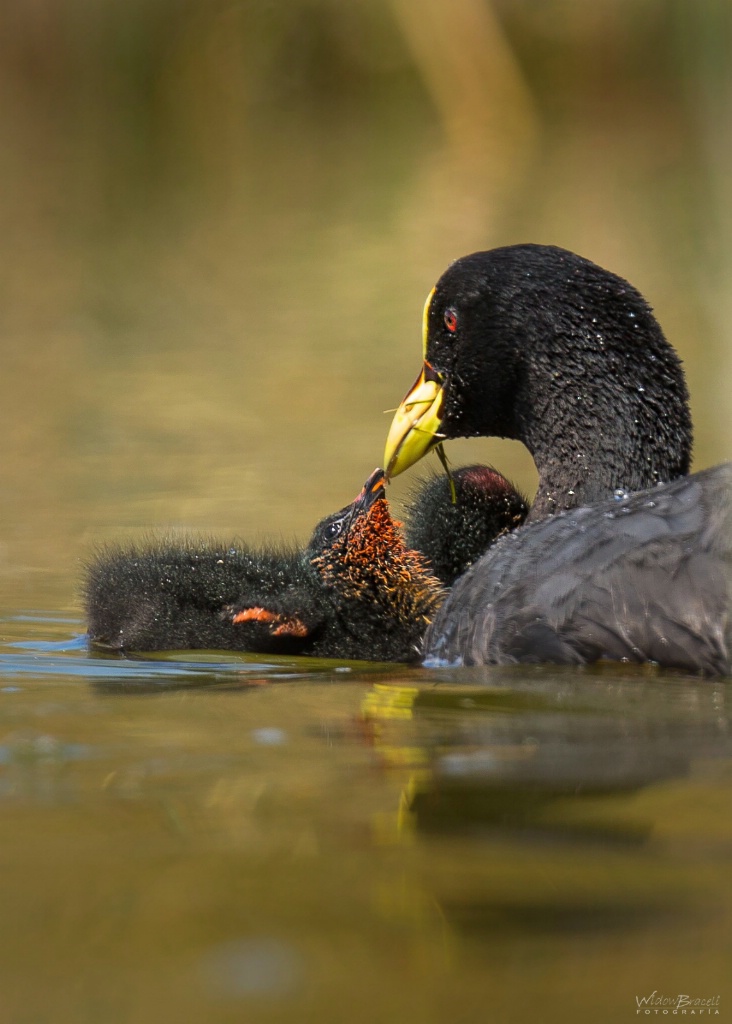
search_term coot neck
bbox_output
[514,341,692,523]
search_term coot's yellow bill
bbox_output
[384,362,445,478]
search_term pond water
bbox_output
[1,615,731,1022]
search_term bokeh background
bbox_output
[1,0,731,610]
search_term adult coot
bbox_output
[383,244,732,674]
[85,466,525,661]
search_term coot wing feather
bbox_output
[425,464,732,673]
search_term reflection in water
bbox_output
[363,676,732,958]
[0,618,731,1021]
[365,677,732,838]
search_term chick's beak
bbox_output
[355,468,386,510]
[384,362,445,478]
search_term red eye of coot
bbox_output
[444,308,458,332]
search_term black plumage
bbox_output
[85,465,526,662]
[404,465,528,586]
[85,541,315,656]
[384,244,732,674]
[86,469,442,662]
[427,465,732,674]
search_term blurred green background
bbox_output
[1,0,730,610]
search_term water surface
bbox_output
[1,615,730,1022]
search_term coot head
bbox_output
[385,244,692,519]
